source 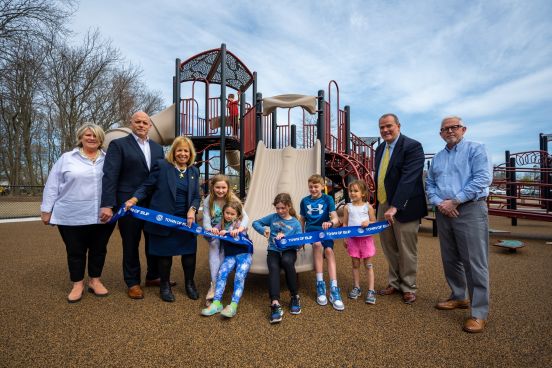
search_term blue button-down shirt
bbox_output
[425,139,492,205]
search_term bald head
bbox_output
[130,111,152,140]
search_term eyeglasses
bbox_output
[440,125,464,133]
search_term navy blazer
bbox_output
[133,159,201,237]
[101,134,164,208]
[374,134,427,223]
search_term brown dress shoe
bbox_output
[379,285,398,295]
[435,298,470,310]
[145,278,177,287]
[463,317,486,333]
[403,292,416,304]
[128,285,144,299]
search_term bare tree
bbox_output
[0,1,165,185]
[0,0,75,60]
[43,30,123,152]
[0,36,45,185]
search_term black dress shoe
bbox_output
[146,278,177,287]
[185,280,199,300]
[160,282,175,302]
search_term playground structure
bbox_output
[105,44,378,274]
[488,133,552,224]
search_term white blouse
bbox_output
[41,148,106,225]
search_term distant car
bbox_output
[520,188,537,196]
[490,188,506,195]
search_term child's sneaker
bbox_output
[290,295,302,315]
[316,281,328,306]
[270,303,284,323]
[329,286,345,311]
[348,286,362,299]
[201,300,222,316]
[221,302,238,318]
[365,290,377,305]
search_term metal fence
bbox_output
[0,174,244,220]
[0,185,44,219]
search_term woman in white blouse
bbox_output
[41,123,115,303]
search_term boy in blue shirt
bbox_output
[300,174,344,310]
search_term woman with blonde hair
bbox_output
[41,123,116,303]
[126,136,201,302]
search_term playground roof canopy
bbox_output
[179,48,254,92]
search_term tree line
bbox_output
[0,0,165,186]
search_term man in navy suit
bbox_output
[100,111,165,299]
[374,113,427,304]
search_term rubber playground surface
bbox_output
[1,216,551,367]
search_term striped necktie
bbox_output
[377,145,390,204]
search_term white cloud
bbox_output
[441,67,552,118]
[69,0,552,165]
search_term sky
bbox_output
[71,0,552,164]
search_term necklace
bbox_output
[175,165,187,178]
[79,148,100,162]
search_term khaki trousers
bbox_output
[377,202,419,293]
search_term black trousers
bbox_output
[158,253,196,283]
[118,215,160,288]
[267,250,298,301]
[58,223,115,282]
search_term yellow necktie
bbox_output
[378,145,390,204]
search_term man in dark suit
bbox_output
[374,113,427,304]
[99,111,165,299]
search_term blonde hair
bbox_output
[273,193,298,219]
[348,180,369,202]
[208,174,240,218]
[166,136,196,166]
[308,174,325,186]
[76,123,105,148]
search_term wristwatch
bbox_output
[190,206,197,212]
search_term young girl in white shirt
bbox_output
[342,180,377,304]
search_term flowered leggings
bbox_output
[214,253,252,304]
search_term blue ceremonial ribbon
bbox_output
[110,206,254,253]
[274,221,390,250]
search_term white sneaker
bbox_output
[316,281,328,306]
[329,286,345,311]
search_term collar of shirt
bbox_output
[387,133,400,152]
[131,132,149,144]
[444,137,465,152]
[379,133,400,168]
[69,148,106,164]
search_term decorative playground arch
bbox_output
[489,148,552,223]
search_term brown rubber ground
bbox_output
[1,216,551,367]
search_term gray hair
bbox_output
[441,116,464,127]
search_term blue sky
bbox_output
[71,0,552,164]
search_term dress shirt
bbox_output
[41,148,106,225]
[425,139,492,205]
[131,132,151,170]
[378,134,399,177]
